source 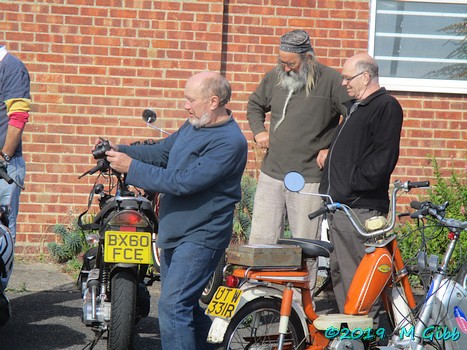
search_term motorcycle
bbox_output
[0,162,24,327]
[77,113,162,349]
[206,172,467,350]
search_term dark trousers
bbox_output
[328,208,384,327]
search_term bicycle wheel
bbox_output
[223,297,306,350]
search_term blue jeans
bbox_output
[0,156,25,288]
[158,242,223,350]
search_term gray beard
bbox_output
[189,112,211,127]
[277,66,307,93]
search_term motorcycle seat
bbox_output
[277,238,334,259]
[313,313,373,331]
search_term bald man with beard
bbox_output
[247,30,349,295]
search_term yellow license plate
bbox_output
[205,286,243,320]
[104,231,152,264]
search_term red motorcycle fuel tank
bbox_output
[344,246,393,315]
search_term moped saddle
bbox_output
[277,238,334,259]
[313,313,373,331]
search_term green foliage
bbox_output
[232,174,257,244]
[396,157,467,273]
[232,174,291,244]
[48,218,88,263]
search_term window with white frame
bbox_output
[369,0,467,94]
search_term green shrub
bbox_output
[396,157,466,274]
[48,218,88,263]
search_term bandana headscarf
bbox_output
[280,30,313,54]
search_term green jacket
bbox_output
[247,63,349,182]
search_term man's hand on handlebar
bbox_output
[105,150,132,174]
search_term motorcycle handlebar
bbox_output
[409,200,467,230]
[78,159,110,179]
[407,181,430,189]
[0,164,13,184]
[308,179,432,238]
[0,162,25,189]
[308,206,331,221]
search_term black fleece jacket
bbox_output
[319,87,403,213]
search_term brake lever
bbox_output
[78,159,110,179]
[0,162,25,190]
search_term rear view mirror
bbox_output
[142,109,157,124]
[284,172,305,192]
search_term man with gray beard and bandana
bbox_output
[247,30,349,294]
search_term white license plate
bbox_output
[205,286,243,320]
[104,231,152,264]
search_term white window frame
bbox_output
[369,0,467,94]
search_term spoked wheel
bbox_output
[108,270,137,350]
[200,251,226,305]
[223,298,306,350]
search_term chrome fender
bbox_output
[207,283,309,344]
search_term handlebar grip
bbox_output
[0,166,13,184]
[410,201,422,209]
[308,206,329,221]
[410,209,429,219]
[408,181,430,189]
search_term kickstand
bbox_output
[82,329,105,350]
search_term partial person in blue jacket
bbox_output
[0,45,31,326]
[98,71,248,350]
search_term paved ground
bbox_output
[0,261,162,350]
[0,261,401,349]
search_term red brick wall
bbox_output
[0,1,465,256]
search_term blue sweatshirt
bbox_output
[120,117,248,250]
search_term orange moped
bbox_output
[206,172,466,349]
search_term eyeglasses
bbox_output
[278,59,300,69]
[342,71,366,83]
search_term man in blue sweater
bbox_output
[101,71,248,349]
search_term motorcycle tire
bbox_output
[200,251,225,305]
[221,297,306,350]
[108,270,137,350]
[153,245,162,273]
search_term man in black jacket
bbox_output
[319,53,403,325]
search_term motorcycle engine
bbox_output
[81,268,111,326]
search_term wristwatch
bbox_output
[0,151,11,162]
